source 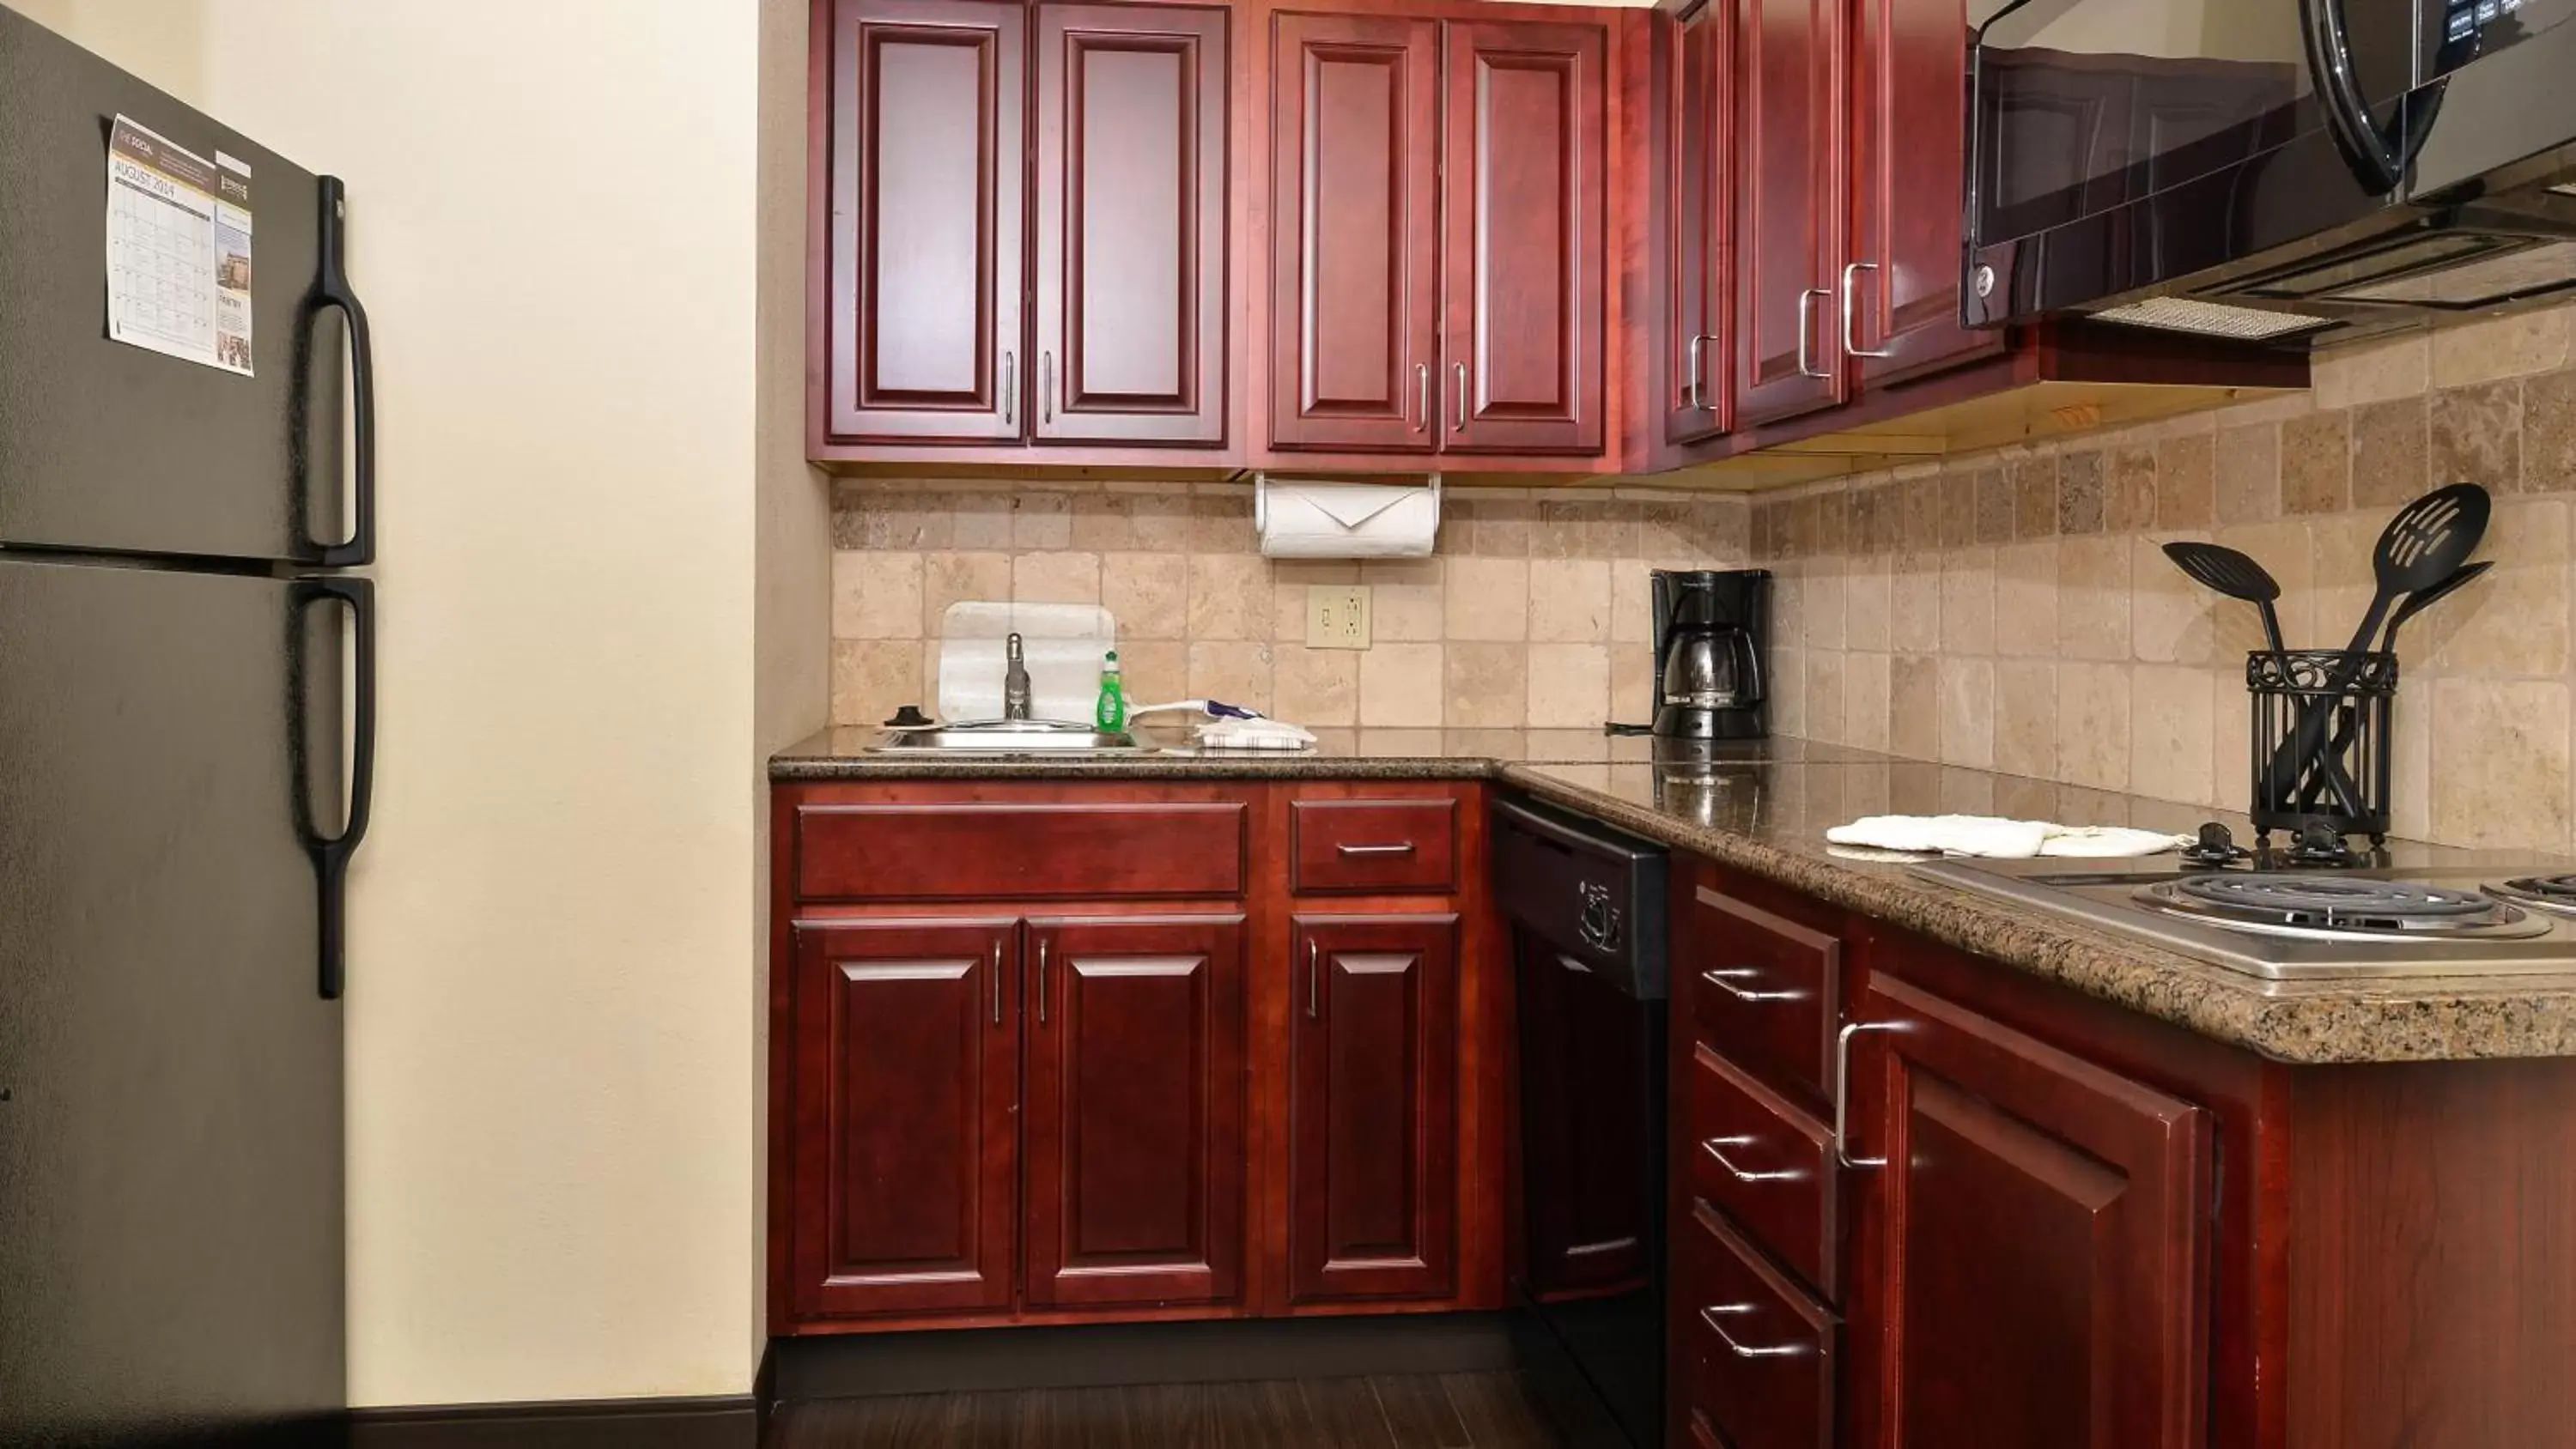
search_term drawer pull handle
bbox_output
[1308,939,1321,1020]
[1698,1304,1807,1360]
[1834,1021,1913,1169]
[1335,842,1417,857]
[1036,937,1051,1026]
[1704,967,1801,1003]
[989,939,1003,1026]
[1702,1136,1801,1184]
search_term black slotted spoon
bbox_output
[2264,484,2491,804]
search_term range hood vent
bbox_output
[2087,297,2334,342]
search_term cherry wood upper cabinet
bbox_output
[1848,970,2212,1449]
[1664,1,1730,446]
[1288,913,1460,1303]
[823,0,1025,445]
[1268,13,1441,453]
[790,919,1019,1319]
[1033,5,1230,446]
[1022,914,1249,1309]
[1846,0,2000,384]
[1731,0,1846,428]
[1441,20,1607,455]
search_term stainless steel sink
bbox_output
[865,719,1151,755]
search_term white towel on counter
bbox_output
[1195,717,1318,751]
[1826,815,2191,859]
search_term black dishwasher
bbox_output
[1493,797,1670,1448]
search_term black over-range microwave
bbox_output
[1967,0,2576,346]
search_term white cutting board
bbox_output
[936,602,1116,724]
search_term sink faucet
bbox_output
[1003,633,1032,720]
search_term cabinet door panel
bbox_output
[1024,915,1248,1308]
[1269,14,1440,452]
[1733,0,1845,427]
[1034,5,1228,446]
[791,919,1018,1319]
[1289,914,1461,1302]
[1665,2,1731,445]
[1442,21,1607,455]
[1852,970,2211,1449]
[1849,0,2002,385]
[825,0,1025,443]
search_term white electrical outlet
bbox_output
[1305,584,1372,650]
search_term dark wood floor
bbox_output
[764,1371,1565,1448]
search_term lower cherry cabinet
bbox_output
[788,918,1022,1319]
[1288,913,1461,1304]
[788,912,1249,1321]
[1022,914,1247,1310]
[1844,969,2212,1449]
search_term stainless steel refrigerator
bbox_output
[1,6,374,1443]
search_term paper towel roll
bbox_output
[1255,476,1440,559]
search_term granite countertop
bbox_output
[772,726,2576,1064]
[768,723,1649,779]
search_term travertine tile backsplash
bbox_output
[829,483,1753,755]
[829,305,2576,852]
[1755,306,2576,852]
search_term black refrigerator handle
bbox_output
[293,575,377,1001]
[312,175,375,568]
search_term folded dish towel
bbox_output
[1195,716,1318,751]
[1825,815,2191,859]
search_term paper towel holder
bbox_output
[1252,472,1442,535]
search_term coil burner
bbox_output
[2136,874,2550,943]
[2485,874,2576,918]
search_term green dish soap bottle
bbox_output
[1095,650,1127,731]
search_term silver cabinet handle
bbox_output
[1703,1135,1802,1183]
[1702,967,1801,1003]
[1042,351,1055,424]
[990,939,1003,1025]
[1453,362,1469,432]
[1307,939,1321,1019]
[1796,287,1833,379]
[1415,362,1431,433]
[1686,333,1711,412]
[1699,1304,1807,1359]
[1834,1021,1911,1169]
[1842,261,1893,360]
[1335,842,1416,857]
[1036,936,1050,1026]
[1001,351,1016,427]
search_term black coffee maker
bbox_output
[1650,569,1769,739]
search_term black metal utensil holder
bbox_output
[2247,650,2397,845]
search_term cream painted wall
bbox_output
[15,0,782,1408]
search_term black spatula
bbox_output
[2161,541,2287,652]
[2383,558,2494,650]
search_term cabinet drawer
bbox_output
[1291,799,1459,894]
[1676,1197,1837,1449]
[795,802,1247,901]
[1683,1042,1838,1302]
[1686,885,1842,1113]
